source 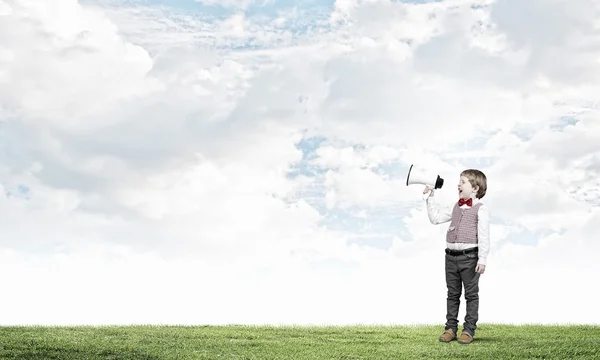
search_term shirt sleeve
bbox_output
[477,205,490,265]
[426,197,452,225]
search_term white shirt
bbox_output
[426,196,490,266]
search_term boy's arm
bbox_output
[425,194,452,224]
[477,205,490,266]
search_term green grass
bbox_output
[0,324,598,359]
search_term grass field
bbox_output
[0,324,599,359]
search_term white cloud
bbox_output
[1,0,161,131]
[0,0,599,326]
[218,13,247,38]
[489,0,600,86]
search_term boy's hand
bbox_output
[476,264,486,274]
[423,186,434,197]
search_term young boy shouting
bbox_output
[423,169,489,344]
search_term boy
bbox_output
[423,169,489,344]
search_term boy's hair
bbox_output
[461,169,487,199]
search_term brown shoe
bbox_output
[457,332,473,344]
[439,329,456,342]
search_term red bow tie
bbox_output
[458,198,473,206]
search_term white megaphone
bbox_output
[406,164,444,200]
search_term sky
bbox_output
[0,0,599,326]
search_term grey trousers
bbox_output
[444,252,480,336]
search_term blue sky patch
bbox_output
[287,135,328,179]
[131,0,335,20]
[4,184,30,199]
[549,116,579,131]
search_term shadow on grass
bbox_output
[470,337,501,343]
[435,336,502,344]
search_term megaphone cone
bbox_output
[406,164,444,189]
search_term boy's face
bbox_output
[458,175,478,199]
